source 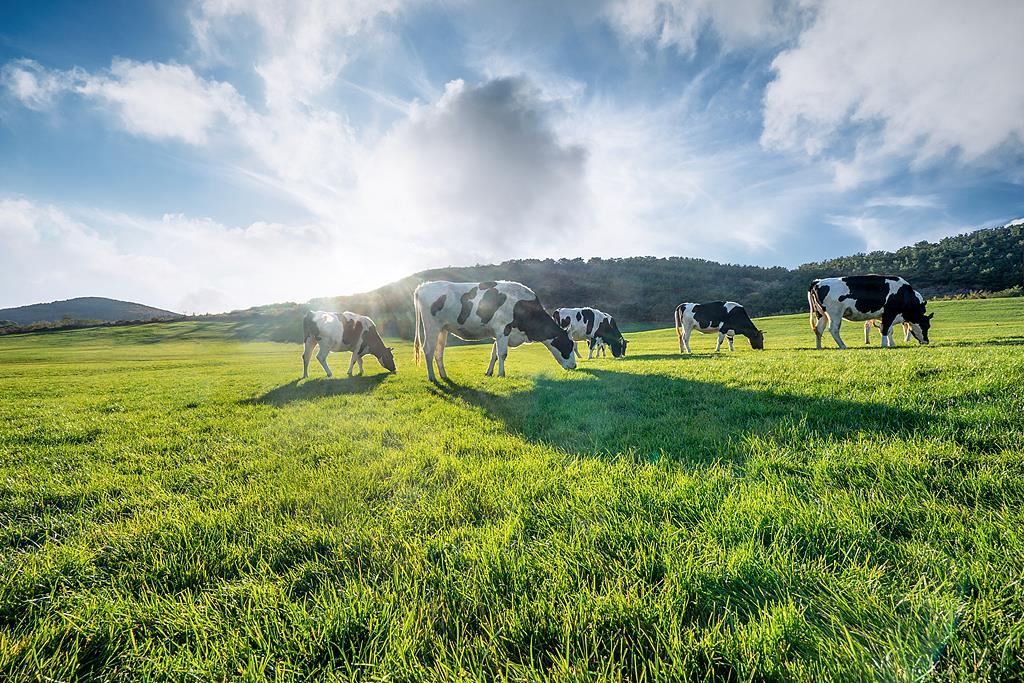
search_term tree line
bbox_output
[300,223,1022,339]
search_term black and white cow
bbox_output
[302,311,396,378]
[864,319,912,345]
[413,280,576,381]
[808,275,933,349]
[551,307,628,359]
[674,301,765,353]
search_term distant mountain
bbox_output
[216,220,1023,341]
[0,297,179,326]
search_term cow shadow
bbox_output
[937,335,1024,348]
[244,375,387,407]
[430,368,929,464]
[618,352,694,361]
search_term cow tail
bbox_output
[807,282,824,330]
[674,305,684,343]
[413,288,423,366]
[302,310,317,342]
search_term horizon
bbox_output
[2,1,1023,313]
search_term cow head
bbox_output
[376,346,397,372]
[596,318,627,358]
[749,329,765,350]
[603,334,626,358]
[513,298,576,370]
[545,330,577,370]
[364,325,397,371]
[909,312,933,344]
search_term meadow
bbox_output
[2,297,1023,681]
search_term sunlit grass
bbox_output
[1,297,1023,680]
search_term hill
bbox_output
[223,221,1023,341]
[0,297,178,326]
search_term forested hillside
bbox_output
[12,223,1016,341]
[798,223,1024,294]
[287,222,1021,338]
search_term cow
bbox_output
[674,301,765,353]
[864,319,912,345]
[808,275,933,349]
[413,280,576,381]
[302,311,396,378]
[551,307,628,359]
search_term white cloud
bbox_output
[863,195,942,210]
[1,58,245,145]
[828,213,970,253]
[762,0,1024,184]
[190,0,416,108]
[604,0,796,55]
[0,198,417,313]
[0,59,80,110]
[79,59,246,145]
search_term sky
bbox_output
[1,0,1022,313]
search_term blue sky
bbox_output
[2,0,1022,313]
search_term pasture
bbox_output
[2,297,1023,681]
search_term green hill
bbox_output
[0,296,178,326]
[223,221,1024,341]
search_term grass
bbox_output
[1,297,1023,681]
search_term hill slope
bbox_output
[226,221,1023,340]
[0,297,178,326]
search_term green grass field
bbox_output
[2,297,1023,681]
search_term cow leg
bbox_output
[813,315,827,349]
[421,326,438,382]
[496,335,510,378]
[485,342,498,376]
[715,332,725,352]
[302,337,316,378]
[903,323,912,343]
[587,340,596,360]
[434,330,449,380]
[864,321,873,345]
[727,334,735,352]
[879,312,899,349]
[357,354,365,375]
[573,342,581,359]
[316,346,333,378]
[683,326,693,354]
[828,317,846,350]
[599,343,606,358]
[346,351,358,377]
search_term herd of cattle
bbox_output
[300,274,933,380]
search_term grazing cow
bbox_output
[302,311,396,378]
[413,280,576,381]
[675,302,765,353]
[551,307,628,359]
[864,319,912,345]
[808,275,933,349]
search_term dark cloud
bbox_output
[374,77,588,250]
